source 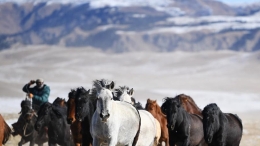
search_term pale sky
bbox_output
[217,0,260,5]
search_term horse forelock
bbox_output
[203,103,220,115]
[68,89,77,99]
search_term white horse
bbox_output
[115,86,159,146]
[90,80,141,146]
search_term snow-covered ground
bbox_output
[0,45,259,116]
[0,45,259,146]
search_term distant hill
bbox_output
[0,0,260,52]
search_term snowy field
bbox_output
[0,45,259,145]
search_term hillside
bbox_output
[0,0,260,51]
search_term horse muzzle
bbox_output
[100,110,110,122]
[167,124,175,130]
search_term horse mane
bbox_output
[202,103,220,115]
[68,89,77,99]
[52,97,67,118]
[114,86,130,98]
[93,79,113,91]
[148,99,166,117]
[0,114,11,144]
[37,102,52,115]
[180,94,202,111]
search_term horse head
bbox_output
[202,103,220,143]
[35,102,52,132]
[161,97,181,130]
[75,87,91,122]
[145,99,158,117]
[67,89,77,124]
[114,86,134,104]
[93,79,115,122]
[20,99,37,123]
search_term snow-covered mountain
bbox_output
[0,0,260,51]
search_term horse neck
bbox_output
[183,101,202,116]
[67,98,76,119]
[175,107,187,128]
[119,93,132,104]
[155,104,163,116]
[85,100,96,123]
[215,111,226,132]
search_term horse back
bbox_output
[225,113,243,134]
[227,113,243,131]
[223,113,243,145]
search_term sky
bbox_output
[218,0,260,5]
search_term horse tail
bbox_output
[132,108,141,146]
[2,120,11,144]
[228,113,243,133]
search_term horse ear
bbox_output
[128,88,134,96]
[109,81,115,90]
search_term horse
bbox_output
[0,114,11,146]
[90,79,141,146]
[161,97,206,146]
[11,99,48,146]
[113,86,144,110]
[67,89,82,146]
[115,86,158,146]
[202,103,243,146]
[171,94,202,117]
[35,97,74,146]
[75,87,97,146]
[145,99,169,146]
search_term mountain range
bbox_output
[1,0,260,52]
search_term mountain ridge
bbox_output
[1,0,260,52]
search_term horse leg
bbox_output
[92,138,101,146]
[18,138,26,146]
[29,140,35,146]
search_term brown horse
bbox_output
[67,89,82,146]
[173,94,202,117]
[145,99,169,146]
[0,114,11,146]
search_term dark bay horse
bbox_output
[75,87,97,146]
[35,97,74,146]
[12,99,48,146]
[0,114,11,146]
[145,99,169,146]
[202,103,243,146]
[67,89,82,146]
[161,97,206,146]
[172,94,202,117]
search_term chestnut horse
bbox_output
[145,99,169,146]
[0,114,11,146]
[67,89,82,146]
[172,94,202,117]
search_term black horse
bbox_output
[35,97,74,146]
[12,99,48,146]
[75,87,97,146]
[202,103,243,146]
[161,97,206,146]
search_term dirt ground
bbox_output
[2,112,259,146]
